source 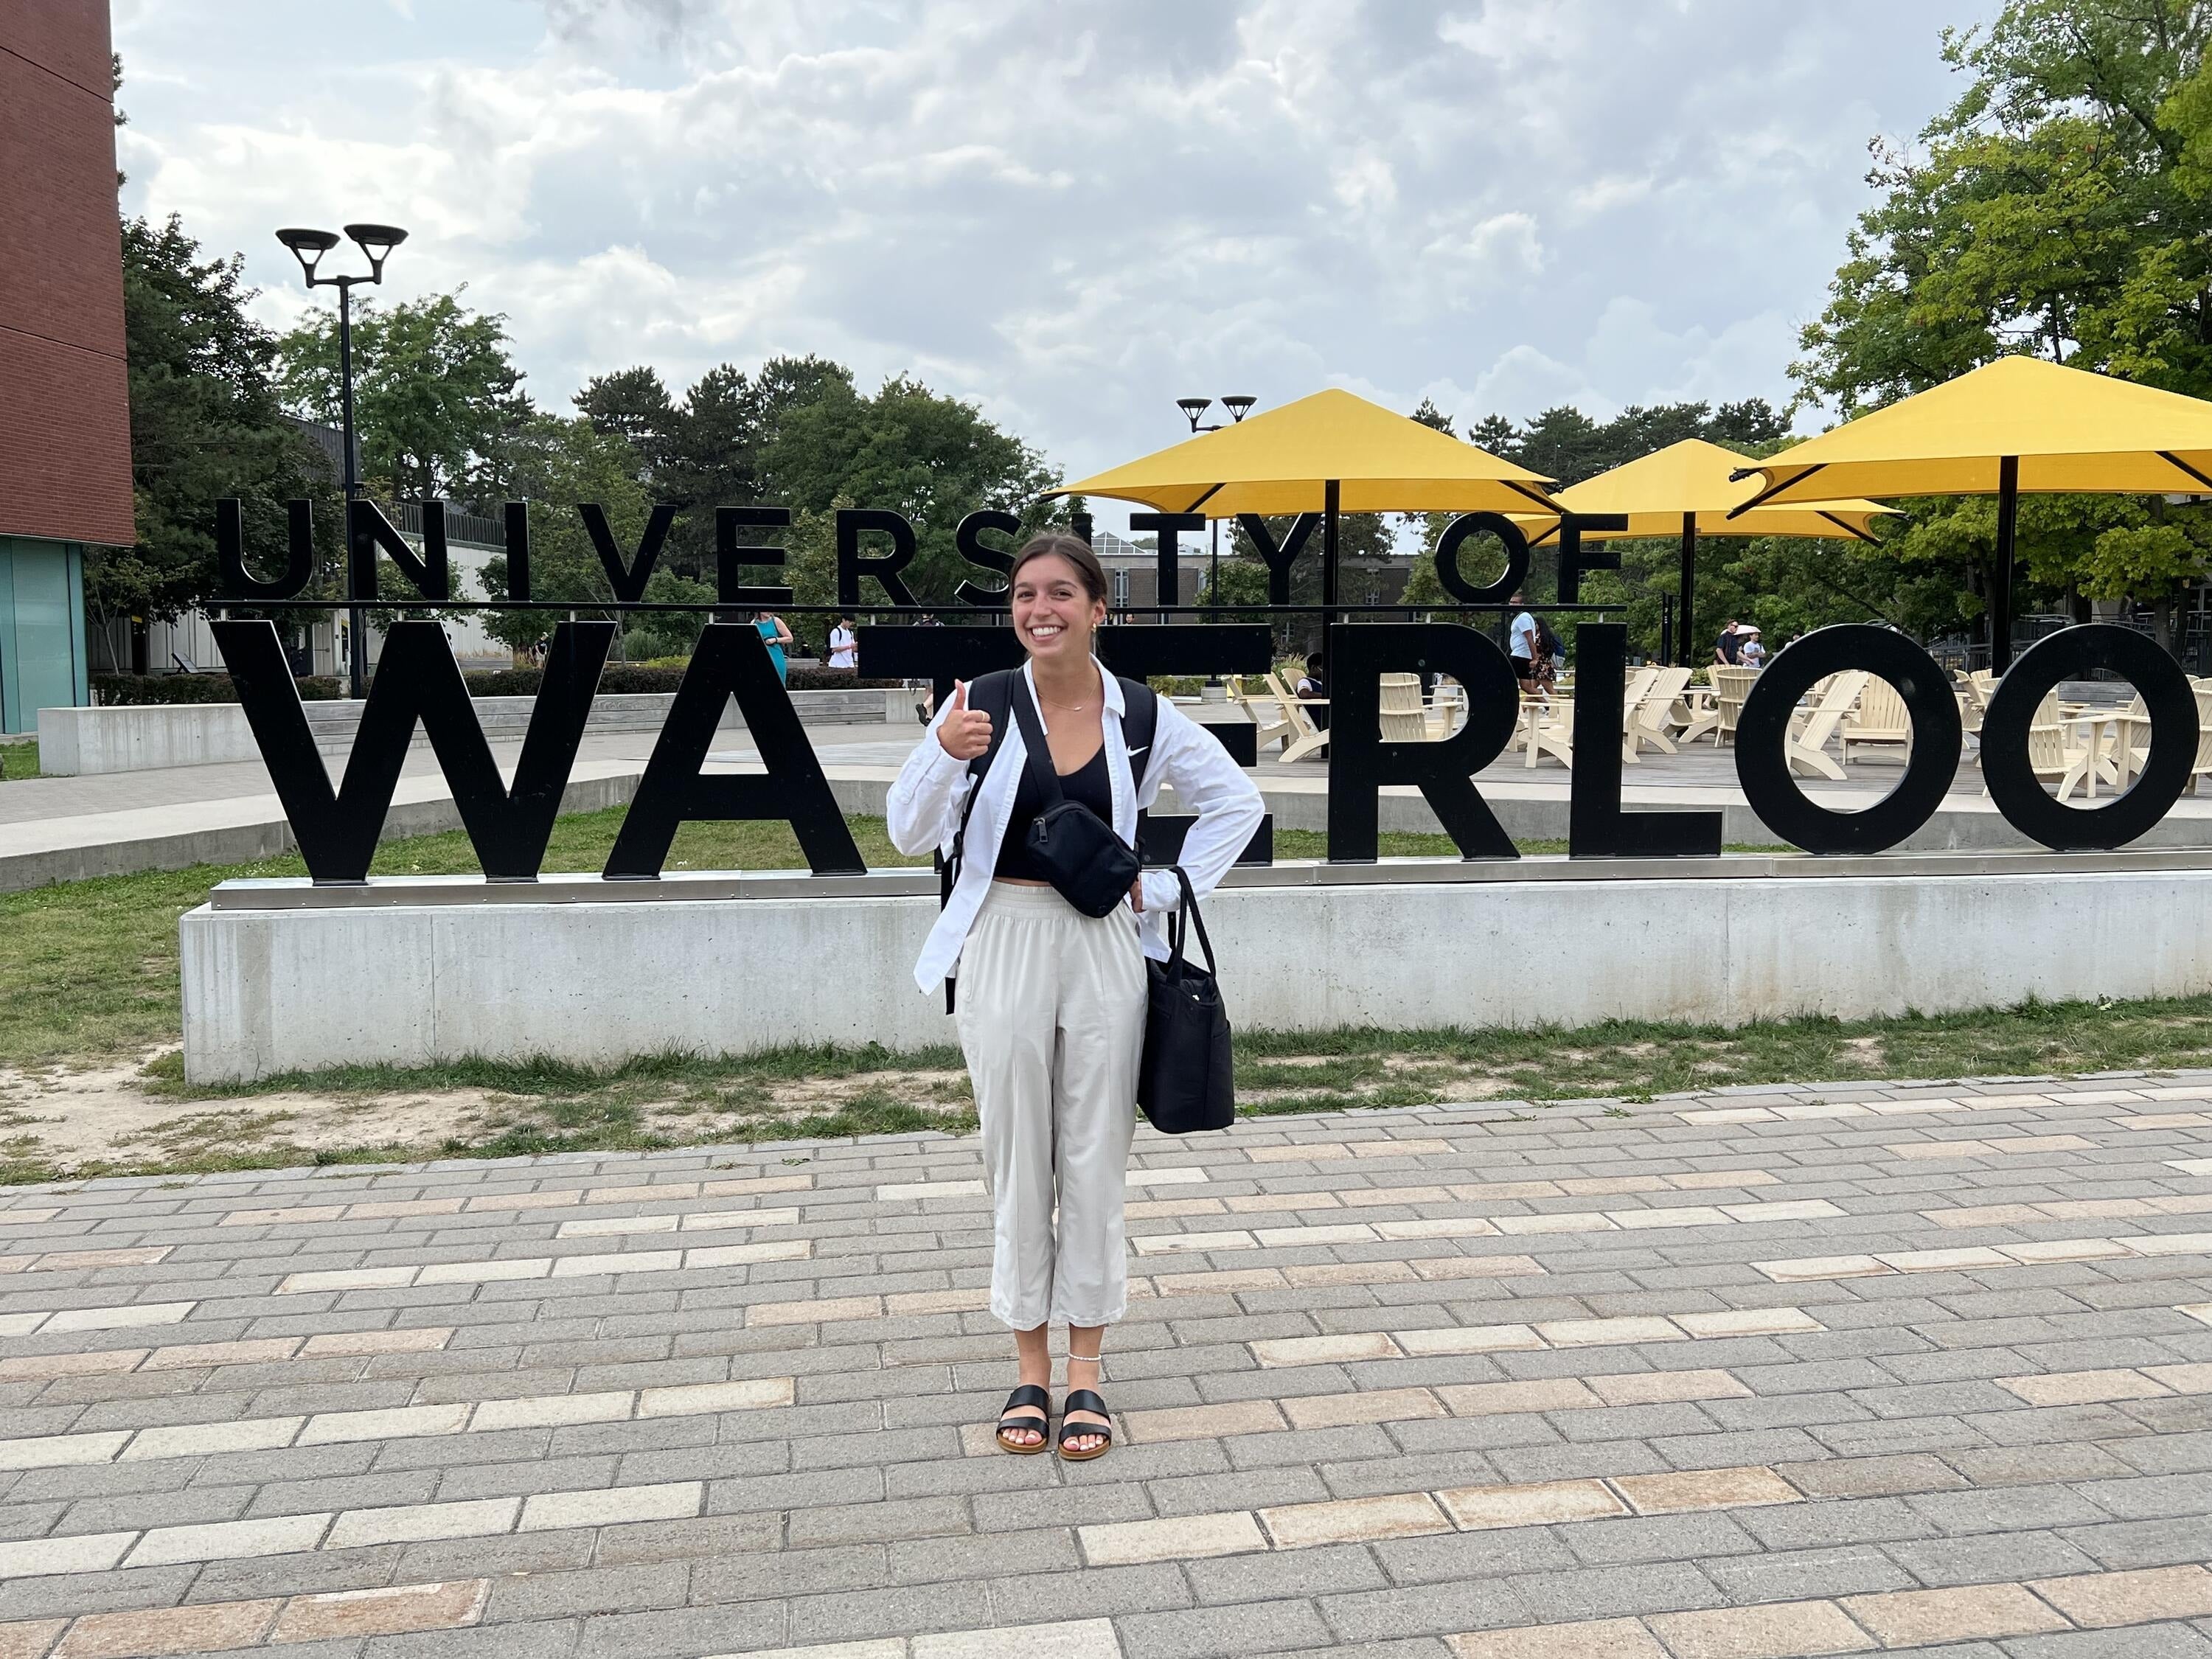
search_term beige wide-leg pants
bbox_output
[955,882,1147,1330]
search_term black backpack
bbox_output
[939,670,1160,1011]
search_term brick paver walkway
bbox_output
[1,1075,2208,1657]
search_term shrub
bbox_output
[787,667,902,691]
[93,673,341,706]
[463,664,900,696]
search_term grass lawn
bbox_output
[5,807,2212,1181]
[0,742,36,782]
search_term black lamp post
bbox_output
[1175,395,1258,629]
[276,221,408,698]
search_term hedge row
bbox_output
[93,673,343,706]
[91,666,902,706]
[463,666,902,695]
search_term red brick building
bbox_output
[0,0,129,729]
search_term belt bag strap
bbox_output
[1006,678,1141,919]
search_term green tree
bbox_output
[1792,0,2212,649]
[1194,555,1273,624]
[105,214,340,650]
[760,373,1065,602]
[574,366,675,479]
[276,291,529,502]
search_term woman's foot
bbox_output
[1060,1352,1110,1459]
[995,1378,1051,1454]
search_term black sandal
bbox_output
[1057,1388,1113,1461]
[995,1385,1051,1455]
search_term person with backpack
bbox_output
[1531,615,1564,696]
[886,532,1262,1463]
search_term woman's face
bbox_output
[1011,554,1105,664]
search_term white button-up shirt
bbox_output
[887,659,1265,995]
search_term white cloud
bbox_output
[112,0,1998,498]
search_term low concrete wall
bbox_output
[39,688,903,775]
[180,852,2212,1080]
[0,772,647,897]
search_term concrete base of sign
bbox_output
[182,851,2212,1082]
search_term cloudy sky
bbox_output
[113,0,1999,498]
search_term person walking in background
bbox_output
[827,615,858,671]
[1509,591,1540,695]
[754,610,795,684]
[1295,651,1329,731]
[887,533,1262,1462]
[1715,619,1744,667]
[1739,627,1766,668]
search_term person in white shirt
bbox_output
[1507,591,1540,695]
[888,533,1262,1461]
[827,616,858,670]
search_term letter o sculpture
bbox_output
[1734,625,1962,854]
[1980,624,2196,850]
[1431,512,1531,605]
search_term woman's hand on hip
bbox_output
[936,681,992,760]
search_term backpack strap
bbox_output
[1118,677,1159,792]
[1119,676,1161,863]
[941,671,1018,1014]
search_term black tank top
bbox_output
[995,742,1112,880]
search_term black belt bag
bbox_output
[1006,679,1141,917]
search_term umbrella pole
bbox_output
[1680,512,1697,669]
[1993,456,2019,673]
[1322,479,1340,643]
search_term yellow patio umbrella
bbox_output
[1053,387,1559,623]
[1728,355,2212,668]
[1509,438,1896,666]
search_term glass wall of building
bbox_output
[0,538,91,734]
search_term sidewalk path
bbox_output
[0,1074,2206,1655]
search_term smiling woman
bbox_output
[886,532,1263,1462]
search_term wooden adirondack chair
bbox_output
[1710,666,1759,746]
[1262,672,1330,762]
[1784,670,1870,781]
[1980,690,2093,799]
[1522,696,1574,768]
[1227,675,1292,754]
[1626,666,1693,757]
[1840,675,1913,765]
[1378,673,1439,742]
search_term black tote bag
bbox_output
[1137,867,1236,1134]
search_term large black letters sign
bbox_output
[201,483,2212,878]
[1980,624,2196,850]
[1327,624,1521,860]
[215,618,614,883]
[1736,625,1961,854]
[605,623,865,878]
[1569,624,1722,858]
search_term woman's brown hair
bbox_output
[1008,532,1108,604]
